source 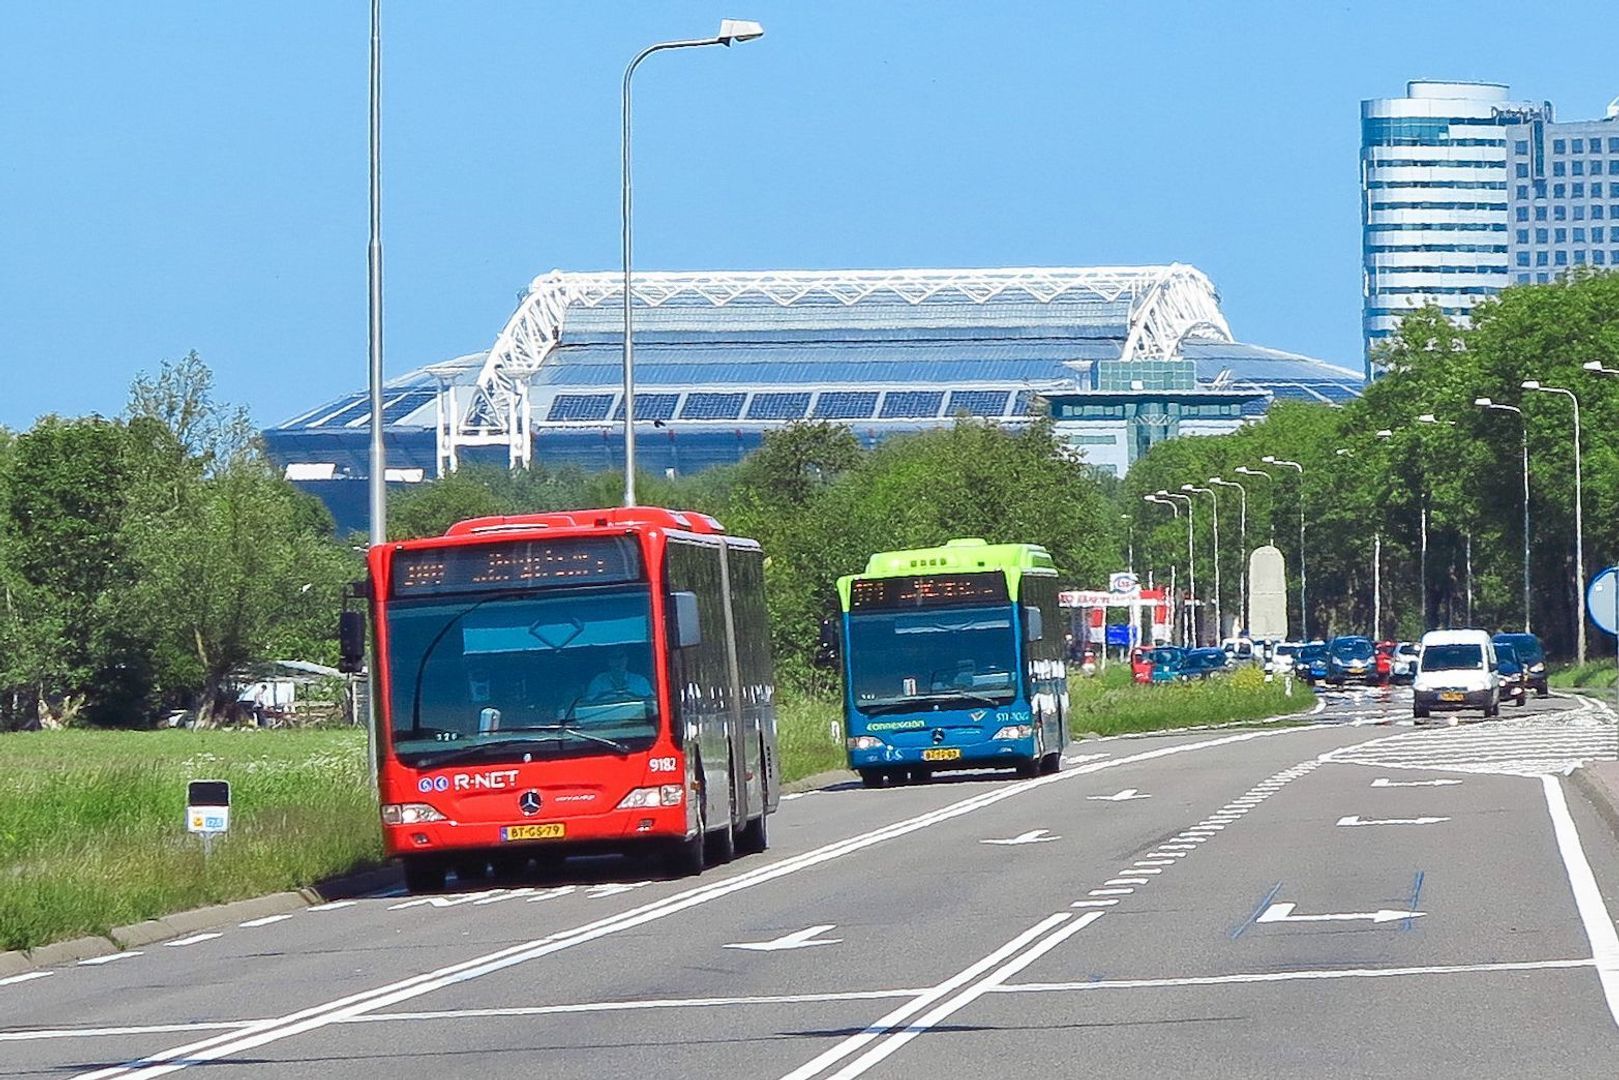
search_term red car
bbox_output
[1130,648,1154,684]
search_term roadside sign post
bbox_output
[186,779,231,859]
[1585,567,1619,723]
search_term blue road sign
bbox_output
[1586,567,1619,636]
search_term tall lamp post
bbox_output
[1335,447,1383,640]
[1261,456,1306,639]
[1159,490,1197,645]
[1210,476,1247,636]
[1415,413,1468,625]
[622,20,765,507]
[1184,483,1221,642]
[367,0,386,546]
[1234,465,1275,545]
[1144,495,1181,645]
[1523,380,1585,662]
[1475,398,1531,632]
[1121,513,1135,575]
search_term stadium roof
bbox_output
[271,265,1361,474]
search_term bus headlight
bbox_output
[381,803,446,826]
[846,736,883,751]
[993,725,1034,740]
[617,786,686,810]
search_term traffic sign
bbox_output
[187,779,231,835]
[1587,567,1619,635]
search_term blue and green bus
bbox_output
[836,539,1069,787]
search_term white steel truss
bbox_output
[437,265,1234,474]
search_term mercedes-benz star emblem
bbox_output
[518,790,542,816]
[932,728,945,745]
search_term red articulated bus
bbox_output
[343,507,779,893]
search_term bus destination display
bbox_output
[392,537,643,596]
[849,573,1009,611]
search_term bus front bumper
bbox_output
[381,803,689,859]
[846,732,1038,771]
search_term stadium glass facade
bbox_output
[263,265,1361,534]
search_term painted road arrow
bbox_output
[724,925,843,952]
[1087,789,1150,802]
[981,829,1061,845]
[1372,777,1463,788]
[1337,814,1449,827]
[1257,902,1423,925]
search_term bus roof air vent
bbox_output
[946,538,989,547]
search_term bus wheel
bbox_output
[858,769,885,789]
[664,791,707,878]
[705,814,736,865]
[736,808,769,856]
[1040,751,1062,775]
[401,855,446,894]
[1015,759,1041,780]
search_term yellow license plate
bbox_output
[1439,692,1464,702]
[501,823,565,842]
[921,748,962,762]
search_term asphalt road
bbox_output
[5,686,1619,1079]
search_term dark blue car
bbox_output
[1294,644,1328,685]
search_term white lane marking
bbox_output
[1372,777,1463,788]
[1001,957,1596,994]
[1061,752,1110,766]
[77,952,142,966]
[526,886,577,902]
[473,888,538,905]
[1337,814,1449,827]
[306,901,356,912]
[1541,773,1619,1028]
[724,925,843,952]
[387,889,505,910]
[78,726,1300,1080]
[1089,888,1133,896]
[1087,788,1150,802]
[587,882,651,898]
[1125,868,1162,874]
[1104,878,1149,886]
[1071,900,1117,907]
[1256,902,1421,925]
[0,971,51,986]
[778,913,1077,1080]
[238,914,295,928]
[811,911,1104,1079]
[0,1021,255,1043]
[981,829,1059,845]
[1134,859,1175,867]
[349,987,928,1025]
[1145,851,1187,859]
[164,934,223,948]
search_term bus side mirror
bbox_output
[1024,607,1044,643]
[671,592,702,649]
[813,618,840,669]
[338,610,367,674]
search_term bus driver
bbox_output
[584,649,653,703]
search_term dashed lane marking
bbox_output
[238,914,295,928]
[164,934,222,948]
[76,953,140,967]
[0,971,52,986]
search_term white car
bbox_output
[1268,641,1302,677]
[1412,629,1500,720]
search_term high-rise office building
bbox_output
[1504,102,1619,286]
[1360,81,1547,375]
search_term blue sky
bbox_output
[2,1,1615,430]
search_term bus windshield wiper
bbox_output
[504,724,631,755]
[410,737,557,769]
[858,689,1008,714]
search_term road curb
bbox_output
[1569,764,1619,843]
[782,768,855,795]
[0,862,399,976]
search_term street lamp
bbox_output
[1121,513,1134,575]
[1184,483,1221,642]
[1210,476,1248,636]
[1415,412,1472,625]
[1523,379,1586,662]
[1144,495,1180,645]
[1335,447,1384,641]
[1262,456,1307,639]
[367,0,386,545]
[1234,465,1275,545]
[622,20,765,507]
[1158,489,1197,644]
[1475,397,1531,632]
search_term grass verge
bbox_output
[1066,664,1314,738]
[0,728,379,953]
[1550,661,1618,690]
[776,692,844,783]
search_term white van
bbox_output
[1412,629,1500,721]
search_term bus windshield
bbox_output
[384,585,659,767]
[847,604,1018,713]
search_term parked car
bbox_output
[1181,647,1230,680]
[1148,646,1186,683]
[1494,641,1529,706]
[1268,641,1302,677]
[1492,632,1547,697]
[1412,628,1501,720]
[1294,643,1329,685]
[1325,635,1380,686]
[1390,641,1420,684]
